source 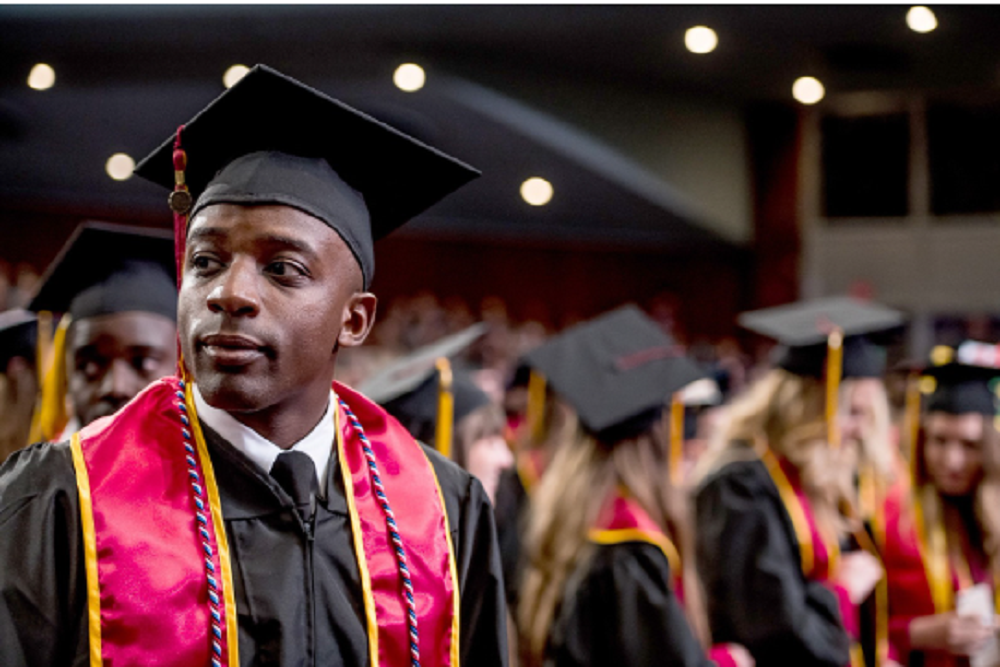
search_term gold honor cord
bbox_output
[435,357,454,460]
[669,394,684,486]
[825,328,844,450]
[912,491,954,613]
[526,369,547,443]
[759,443,816,576]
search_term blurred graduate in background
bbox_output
[517,305,753,667]
[695,297,905,667]
[882,342,1000,667]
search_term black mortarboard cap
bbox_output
[521,305,706,442]
[133,64,480,289]
[924,341,1000,416]
[0,309,37,369]
[28,222,177,322]
[359,324,489,442]
[739,296,905,378]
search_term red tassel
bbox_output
[171,125,189,291]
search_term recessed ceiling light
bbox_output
[684,26,718,54]
[393,63,426,92]
[907,6,938,33]
[792,76,825,105]
[224,65,250,89]
[28,63,55,91]
[106,153,135,181]
[521,177,553,206]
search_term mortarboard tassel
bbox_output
[526,369,547,444]
[170,126,193,382]
[825,328,844,450]
[28,314,71,443]
[435,357,454,459]
[904,370,923,488]
[34,310,52,389]
[669,393,684,486]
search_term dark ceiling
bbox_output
[4,5,999,100]
[2,5,999,259]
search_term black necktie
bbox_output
[269,450,318,525]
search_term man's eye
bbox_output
[191,254,221,272]
[266,260,306,278]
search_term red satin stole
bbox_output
[882,485,993,667]
[334,381,460,667]
[71,376,458,667]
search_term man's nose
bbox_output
[206,257,261,317]
[99,358,139,400]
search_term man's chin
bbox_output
[194,373,272,414]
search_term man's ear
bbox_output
[338,291,377,349]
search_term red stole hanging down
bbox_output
[586,489,739,667]
[882,484,996,667]
[70,376,458,667]
[758,448,876,667]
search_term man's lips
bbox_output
[198,333,268,366]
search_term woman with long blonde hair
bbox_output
[882,347,1000,666]
[517,306,752,667]
[695,298,902,667]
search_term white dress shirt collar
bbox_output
[192,384,334,497]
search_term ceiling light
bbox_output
[393,63,426,92]
[520,178,553,206]
[223,65,250,89]
[907,6,937,33]
[106,153,135,181]
[792,76,825,105]
[28,63,55,91]
[684,26,718,54]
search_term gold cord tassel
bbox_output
[669,393,685,486]
[28,314,72,442]
[435,357,454,459]
[526,369,547,443]
[825,328,844,449]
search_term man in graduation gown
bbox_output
[0,65,507,667]
[27,222,179,441]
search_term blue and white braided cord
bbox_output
[338,397,422,667]
[177,379,225,667]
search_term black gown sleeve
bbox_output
[0,441,89,667]
[422,445,509,667]
[695,459,851,667]
[549,542,714,667]
[493,466,528,610]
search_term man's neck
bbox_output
[223,391,334,449]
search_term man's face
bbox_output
[923,411,985,497]
[67,311,178,426]
[179,204,374,432]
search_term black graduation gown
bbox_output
[493,466,528,611]
[694,457,852,667]
[546,541,714,667]
[0,421,508,667]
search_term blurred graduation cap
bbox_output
[739,296,905,448]
[358,324,488,457]
[28,222,177,322]
[134,64,480,289]
[0,309,37,371]
[739,296,905,379]
[922,341,1000,416]
[521,305,706,453]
